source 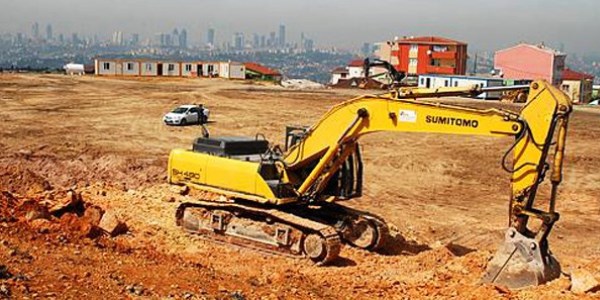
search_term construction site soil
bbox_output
[1,74,599,299]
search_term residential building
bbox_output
[219,61,246,79]
[561,68,595,104]
[373,42,396,66]
[94,58,246,79]
[331,67,349,85]
[376,36,468,76]
[494,43,566,86]
[244,62,282,82]
[417,74,505,99]
[593,85,600,100]
[347,59,364,79]
[330,59,392,87]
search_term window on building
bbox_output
[454,81,458,87]
[168,64,175,71]
[433,45,448,52]
[562,84,570,92]
[409,58,418,67]
[444,80,449,87]
[145,63,152,71]
[103,62,110,70]
[410,44,418,51]
[127,63,134,71]
[420,78,424,85]
[185,64,192,72]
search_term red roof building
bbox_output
[244,62,281,76]
[562,68,594,81]
[561,68,595,104]
[387,36,468,76]
[348,59,364,67]
[244,62,282,82]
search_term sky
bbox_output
[1,0,599,54]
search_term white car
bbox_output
[163,105,210,126]
[589,99,599,106]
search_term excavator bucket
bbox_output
[482,228,561,289]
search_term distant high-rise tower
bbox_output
[16,33,24,44]
[179,29,187,48]
[269,31,276,47]
[32,22,40,39]
[131,33,140,46]
[253,33,260,48]
[361,42,372,56]
[158,33,166,46]
[45,24,53,40]
[112,31,123,45]
[207,28,215,46]
[172,28,179,47]
[233,32,244,50]
[278,24,286,47]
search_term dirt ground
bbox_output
[1,74,599,299]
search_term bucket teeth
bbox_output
[482,228,561,289]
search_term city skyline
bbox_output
[0,21,315,50]
[1,0,599,54]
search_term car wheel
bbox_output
[180,119,187,126]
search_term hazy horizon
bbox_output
[2,0,599,54]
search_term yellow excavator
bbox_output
[168,80,571,289]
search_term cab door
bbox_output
[188,107,200,124]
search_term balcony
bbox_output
[426,65,456,74]
[431,51,457,60]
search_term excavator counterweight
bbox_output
[168,80,572,289]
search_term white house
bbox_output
[140,61,158,76]
[331,67,349,85]
[162,62,180,76]
[417,74,505,99]
[122,61,140,76]
[93,58,248,79]
[218,61,246,79]
[202,62,220,77]
[95,59,118,75]
[331,59,392,86]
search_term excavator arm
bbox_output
[282,80,571,288]
[361,58,406,88]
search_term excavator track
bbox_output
[297,203,390,251]
[175,200,342,265]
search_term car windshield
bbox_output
[171,107,188,114]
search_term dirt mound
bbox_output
[0,148,165,194]
[0,189,123,240]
